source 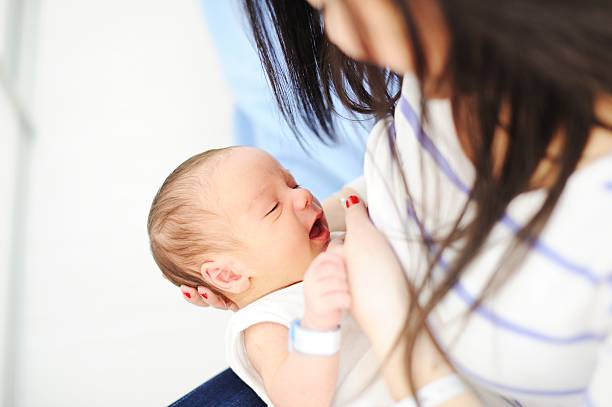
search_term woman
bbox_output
[179,0,612,405]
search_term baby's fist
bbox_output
[302,251,351,331]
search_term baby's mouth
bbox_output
[309,216,330,242]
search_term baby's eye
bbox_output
[291,184,300,189]
[265,203,279,216]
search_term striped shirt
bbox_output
[363,74,612,406]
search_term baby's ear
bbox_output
[200,258,250,294]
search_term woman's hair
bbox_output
[243,0,402,142]
[243,0,612,393]
[147,147,237,300]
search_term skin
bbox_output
[311,0,449,94]
[198,147,332,308]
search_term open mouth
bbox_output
[309,213,330,242]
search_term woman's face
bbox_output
[306,0,449,91]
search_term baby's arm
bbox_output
[244,251,350,407]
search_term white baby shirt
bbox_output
[225,282,393,406]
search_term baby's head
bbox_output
[148,146,330,307]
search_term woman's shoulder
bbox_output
[551,153,612,248]
[506,153,612,281]
[534,152,612,234]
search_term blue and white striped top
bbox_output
[363,74,612,406]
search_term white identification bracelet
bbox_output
[288,319,341,356]
[395,374,467,407]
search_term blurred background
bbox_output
[1,0,234,405]
[1,0,367,406]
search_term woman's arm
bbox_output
[342,197,481,406]
[379,331,481,406]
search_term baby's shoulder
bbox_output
[229,285,305,387]
[224,287,304,407]
[228,282,304,337]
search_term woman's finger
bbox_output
[180,285,209,307]
[197,286,239,312]
[343,195,373,235]
[196,286,225,309]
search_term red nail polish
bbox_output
[183,292,191,299]
[345,195,360,208]
[201,293,208,300]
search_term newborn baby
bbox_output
[147,146,389,406]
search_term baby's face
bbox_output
[212,147,330,289]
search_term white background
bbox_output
[0,71,19,407]
[1,0,234,405]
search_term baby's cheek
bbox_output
[280,232,312,263]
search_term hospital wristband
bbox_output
[394,374,467,407]
[288,319,341,356]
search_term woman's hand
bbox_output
[343,196,481,405]
[341,195,414,399]
[179,285,238,311]
[342,196,410,354]
[322,186,364,232]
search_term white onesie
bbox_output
[225,282,393,406]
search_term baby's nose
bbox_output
[293,187,313,210]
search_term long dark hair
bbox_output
[243,0,612,395]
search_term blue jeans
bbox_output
[169,368,265,407]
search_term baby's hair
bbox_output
[147,147,238,300]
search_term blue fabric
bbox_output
[200,0,370,199]
[168,368,265,407]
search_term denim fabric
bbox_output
[169,369,266,407]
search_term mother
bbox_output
[179,0,612,405]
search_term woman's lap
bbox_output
[169,368,265,407]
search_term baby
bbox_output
[147,146,389,406]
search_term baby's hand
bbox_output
[302,250,351,331]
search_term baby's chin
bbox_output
[309,231,331,256]
[312,239,330,256]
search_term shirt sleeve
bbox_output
[586,331,612,405]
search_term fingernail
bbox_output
[200,293,208,300]
[183,292,191,299]
[345,195,360,208]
